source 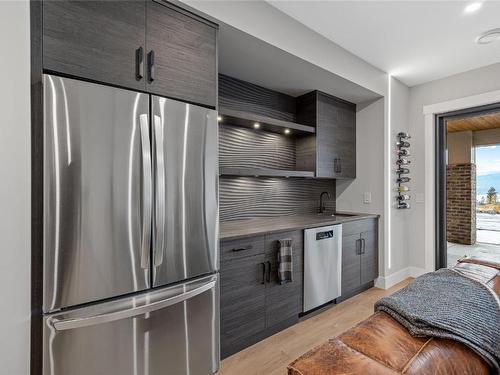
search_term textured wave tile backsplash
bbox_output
[219,125,296,170]
[219,177,335,222]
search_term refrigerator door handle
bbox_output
[153,115,165,267]
[139,114,152,269]
[49,278,217,331]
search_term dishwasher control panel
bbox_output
[316,230,334,240]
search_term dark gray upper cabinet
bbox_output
[296,91,356,179]
[42,0,217,107]
[317,93,356,178]
[43,0,146,91]
[146,1,217,107]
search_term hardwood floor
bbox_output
[218,278,412,375]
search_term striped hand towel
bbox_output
[278,238,293,284]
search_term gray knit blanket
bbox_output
[375,268,500,372]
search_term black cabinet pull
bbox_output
[355,238,361,255]
[334,158,342,174]
[136,47,144,80]
[147,50,155,82]
[260,262,266,284]
[231,245,253,252]
[361,238,366,254]
[266,261,271,283]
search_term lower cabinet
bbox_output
[341,218,379,299]
[220,231,303,358]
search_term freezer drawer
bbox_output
[43,75,151,312]
[151,96,219,287]
[43,274,220,375]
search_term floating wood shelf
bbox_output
[220,167,315,178]
[219,107,316,136]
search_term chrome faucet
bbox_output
[319,191,332,214]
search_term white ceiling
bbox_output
[218,24,382,104]
[268,1,500,87]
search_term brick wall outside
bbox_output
[447,163,476,245]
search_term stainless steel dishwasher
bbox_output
[303,224,342,312]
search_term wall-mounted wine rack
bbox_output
[396,132,411,209]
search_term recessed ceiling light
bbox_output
[464,2,482,14]
[253,122,260,129]
[476,28,500,44]
[284,129,291,135]
[217,116,222,122]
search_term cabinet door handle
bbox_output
[334,158,342,174]
[147,50,155,82]
[232,245,253,252]
[361,238,366,254]
[260,263,266,284]
[355,238,361,255]
[266,261,272,283]
[136,47,144,80]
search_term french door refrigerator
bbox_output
[42,74,219,375]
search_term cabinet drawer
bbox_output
[220,236,265,261]
[342,218,377,237]
[265,230,303,259]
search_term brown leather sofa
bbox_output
[288,257,500,375]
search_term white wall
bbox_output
[0,1,31,374]
[408,62,500,269]
[336,98,385,274]
[337,77,411,285]
[181,0,388,97]
[386,77,411,282]
[336,78,412,287]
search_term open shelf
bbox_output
[220,167,315,178]
[219,107,316,136]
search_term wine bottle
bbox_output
[396,141,410,147]
[398,185,409,192]
[397,177,411,183]
[397,132,411,139]
[397,194,410,201]
[398,202,410,209]
[396,158,411,165]
[396,167,410,174]
[397,149,410,156]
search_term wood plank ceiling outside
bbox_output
[447,112,500,133]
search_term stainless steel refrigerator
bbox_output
[42,74,219,375]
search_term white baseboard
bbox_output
[374,267,409,289]
[408,267,427,278]
[374,266,428,289]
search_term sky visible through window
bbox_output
[476,145,500,202]
[476,145,500,176]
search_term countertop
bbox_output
[220,212,379,240]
